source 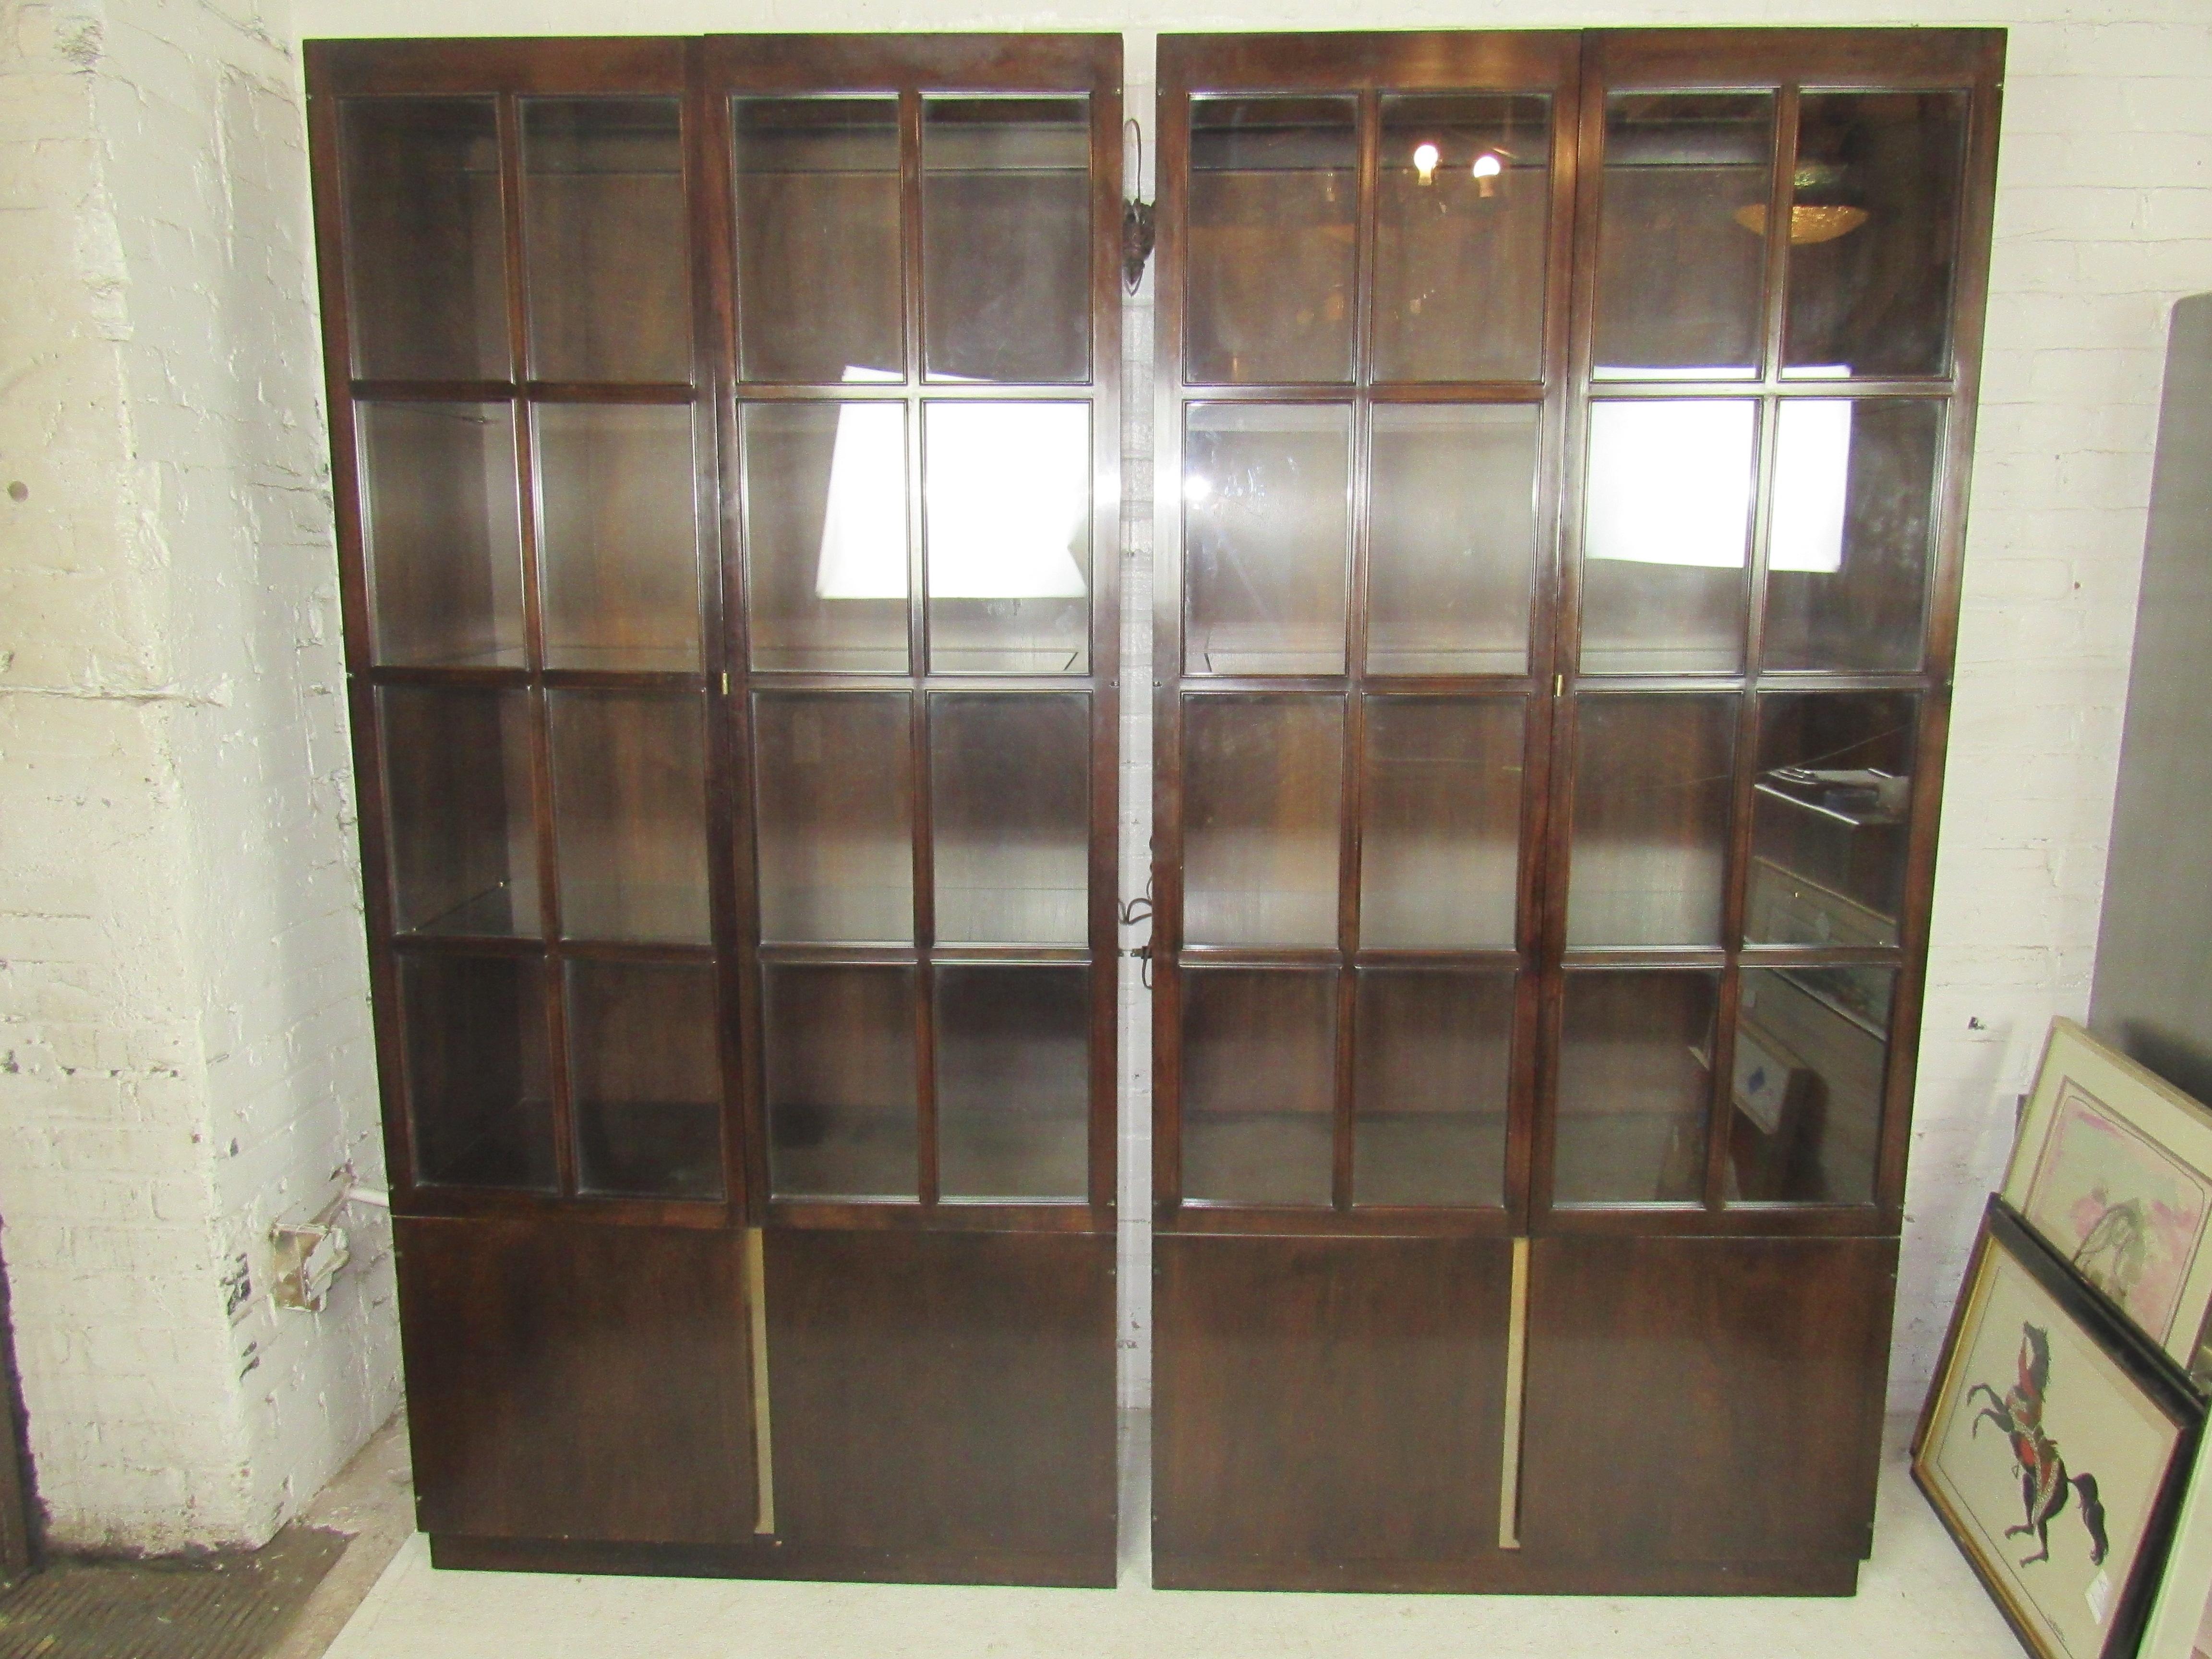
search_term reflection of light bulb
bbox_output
[1183,473,1213,504]
[1412,141,1439,185]
[1472,151,1503,198]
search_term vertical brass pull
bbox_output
[1498,1235,1531,1551]
[746,1226,776,1536]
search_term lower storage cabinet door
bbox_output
[396,1216,755,1547]
[1518,1233,1899,1575]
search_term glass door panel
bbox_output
[733,97,904,384]
[924,401,1091,673]
[340,97,508,381]
[565,959,724,1200]
[536,403,701,671]
[753,692,914,946]
[1579,398,1755,673]
[1366,403,1539,674]
[932,694,1088,946]
[742,401,910,673]
[1567,694,1736,948]
[1760,399,1941,671]
[522,98,691,383]
[1182,696,1343,949]
[358,401,525,668]
[1591,93,1774,380]
[401,952,556,1192]
[1359,696,1522,949]
[1554,968,1717,1204]
[1784,92,1969,380]
[1181,967,1337,1206]
[1186,96,1358,385]
[380,686,540,937]
[1728,965,1894,1205]
[1374,94,1551,384]
[936,965,1090,1200]
[1352,969,1512,1208]
[764,962,919,1200]
[1184,403,1351,676]
[548,690,711,944]
[1746,691,1918,949]
[923,97,1091,384]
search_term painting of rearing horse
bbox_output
[1968,1322,2111,1568]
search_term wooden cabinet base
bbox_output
[1153,1229,1894,1595]
[426,1532,1115,1588]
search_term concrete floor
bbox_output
[318,1413,2030,1659]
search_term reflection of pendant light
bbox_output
[1412,141,1439,186]
[1735,159,1867,243]
[1732,202,1869,243]
[1472,150,1502,198]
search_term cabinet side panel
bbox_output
[397,1216,753,1544]
[1520,1233,1897,1564]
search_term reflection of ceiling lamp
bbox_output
[1732,202,1869,243]
[1472,150,1503,197]
[1412,141,1439,186]
[1735,159,1865,243]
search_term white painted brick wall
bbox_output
[0,0,397,1551]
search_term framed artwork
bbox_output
[2003,1019,2212,1379]
[1915,1198,2203,1659]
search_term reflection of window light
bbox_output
[923,403,1089,598]
[1183,473,1213,504]
[815,400,907,598]
[1584,396,1852,575]
[1585,400,1756,569]
[813,370,1088,601]
[1769,401,1851,575]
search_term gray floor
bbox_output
[320,1412,2029,1659]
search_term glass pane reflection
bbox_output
[1183,696,1343,948]
[936,965,1089,1201]
[1580,399,1755,673]
[1729,966,1893,1205]
[1784,93,1968,380]
[1182,967,1336,1207]
[1554,969,1716,1205]
[1187,96,1358,385]
[742,402,909,673]
[733,98,902,385]
[1374,94,1551,383]
[1185,403,1351,675]
[764,963,918,1200]
[925,402,1090,673]
[1747,691,1917,950]
[1353,969,1511,1209]
[1593,94,1774,380]
[1762,400,1940,671]
[923,97,1090,384]
[1568,694,1735,949]
[1367,404,1538,675]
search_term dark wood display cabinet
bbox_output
[306,33,1123,1586]
[1150,29,2002,1592]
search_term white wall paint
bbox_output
[0,0,397,1550]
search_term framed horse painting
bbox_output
[1916,1198,2205,1659]
[2003,1019,2212,1380]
